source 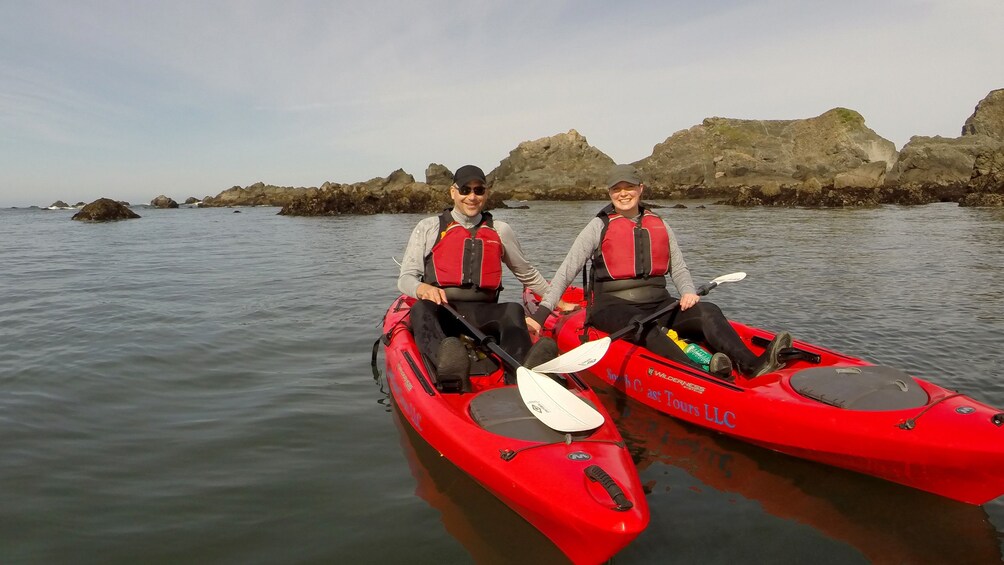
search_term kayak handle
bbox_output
[585,465,633,511]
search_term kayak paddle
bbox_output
[441,304,604,433]
[529,337,611,374]
[606,271,748,342]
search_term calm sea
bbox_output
[2,202,1003,564]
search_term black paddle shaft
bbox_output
[605,281,715,342]
[441,304,523,371]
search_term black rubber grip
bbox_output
[585,465,632,511]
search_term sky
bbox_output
[2,1,1003,207]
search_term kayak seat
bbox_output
[469,387,595,442]
[790,365,929,411]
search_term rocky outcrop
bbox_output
[72,198,141,221]
[960,148,1004,206]
[278,169,509,216]
[201,182,321,207]
[425,163,454,187]
[151,195,179,208]
[884,90,1004,203]
[184,197,199,205]
[489,130,615,200]
[962,89,1004,140]
[886,134,1001,188]
[724,184,882,207]
[48,200,71,209]
[199,88,1004,210]
[637,108,897,191]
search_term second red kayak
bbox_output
[529,290,1004,505]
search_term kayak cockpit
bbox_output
[469,387,595,442]
[789,365,930,410]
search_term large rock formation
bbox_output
[637,108,897,193]
[489,130,615,200]
[962,89,1004,140]
[884,90,1004,203]
[425,163,454,187]
[72,198,141,221]
[960,148,1004,206]
[887,134,1001,188]
[48,200,71,209]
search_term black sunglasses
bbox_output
[456,185,487,196]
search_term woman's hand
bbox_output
[557,299,580,312]
[525,317,541,338]
[679,292,700,311]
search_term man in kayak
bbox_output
[526,164,791,379]
[398,165,557,385]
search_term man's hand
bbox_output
[679,292,700,311]
[417,283,448,304]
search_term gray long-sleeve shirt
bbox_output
[397,208,549,298]
[533,215,696,324]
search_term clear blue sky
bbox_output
[2,1,1002,207]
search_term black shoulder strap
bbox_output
[633,204,662,228]
[434,208,454,245]
[479,211,494,228]
[471,211,494,235]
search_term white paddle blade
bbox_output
[531,337,611,374]
[516,367,605,433]
[712,271,747,285]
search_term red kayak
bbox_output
[528,289,1004,505]
[377,295,649,564]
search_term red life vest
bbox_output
[591,204,670,299]
[423,210,504,301]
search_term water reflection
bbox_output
[592,379,1001,564]
[390,411,572,564]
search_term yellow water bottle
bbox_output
[665,328,713,369]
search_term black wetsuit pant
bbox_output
[588,294,761,374]
[410,299,532,372]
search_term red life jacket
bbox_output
[423,210,504,302]
[590,204,670,300]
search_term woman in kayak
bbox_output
[527,164,791,379]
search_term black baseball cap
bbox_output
[453,165,487,188]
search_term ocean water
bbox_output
[2,202,1003,564]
